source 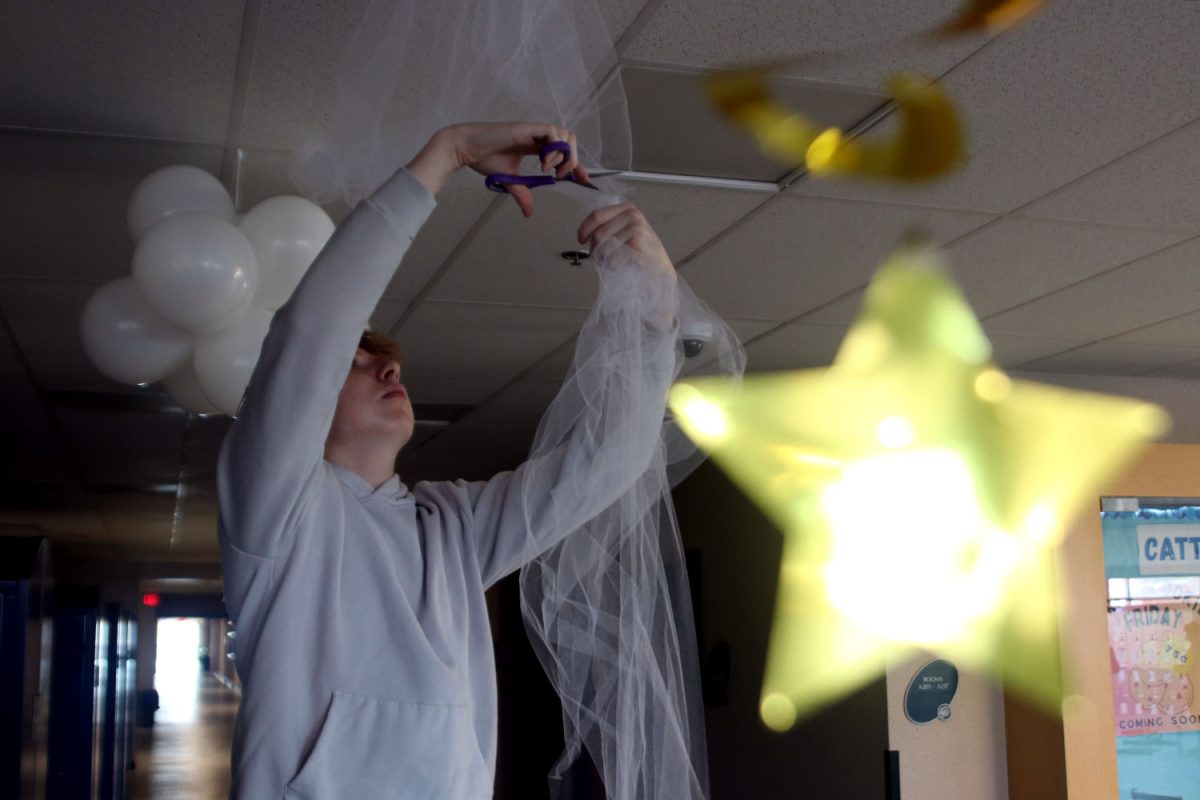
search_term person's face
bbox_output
[328,347,414,451]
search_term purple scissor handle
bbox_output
[484,141,602,193]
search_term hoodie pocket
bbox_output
[284,692,492,799]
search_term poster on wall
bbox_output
[1109,602,1200,737]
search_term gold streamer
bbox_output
[704,0,1050,181]
[935,0,1048,36]
[706,71,963,181]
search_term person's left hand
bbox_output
[577,204,676,282]
[578,204,677,329]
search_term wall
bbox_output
[208,617,240,689]
[673,463,889,799]
[1052,443,1200,800]
[886,653,1009,800]
[671,442,1200,800]
[54,560,226,700]
[137,600,157,693]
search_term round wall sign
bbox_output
[904,659,959,724]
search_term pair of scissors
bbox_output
[484,141,621,194]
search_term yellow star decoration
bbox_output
[668,242,1169,731]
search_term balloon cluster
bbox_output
[80,166,334,416]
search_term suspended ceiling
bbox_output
[3,0,1200,563]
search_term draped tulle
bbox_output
[290,1,746,795]
[517,250,744,799]
[291,0,628,207]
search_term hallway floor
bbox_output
[127,673,238,800]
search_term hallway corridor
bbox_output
[127,673,237,800]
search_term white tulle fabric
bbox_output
[291,0,628,206]
[518,247,744,799]
[291,1,746,797]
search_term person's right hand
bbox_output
[406,122,590,218]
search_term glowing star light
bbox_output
[669,241,1168,729]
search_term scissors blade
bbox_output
[569,168,624,190]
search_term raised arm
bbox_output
[466,206,683,585]
[218,122,585,557]
[216,166,434,556]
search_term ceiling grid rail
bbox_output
[221,0,266,204]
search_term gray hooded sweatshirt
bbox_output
[218,168,677,799]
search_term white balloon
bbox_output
[194,306,273,416]
[80,278,192,385]
[199,299,255,337]
[127,165,235,242]
[162,359,222,416]
[239,196,335,310]
[132,213,258,334]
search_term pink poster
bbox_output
[1109,603,1200,737]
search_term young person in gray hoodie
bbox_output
[218,121,683,798]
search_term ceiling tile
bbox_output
[522,338,580,383]
[459,381,564,427]
[681,195,993,321]
[28,362,150,397]
[170,484,219,559]
[401,373,507,408]
[602,0,649,41]
[623,0,988,88]
[1147,359,1200,381]
[742,318,1098,373]
[0,131,224,283]
[427,188,600,308]
[798,288,865,325]
[238,0,373,150]
[394,301,587,380]
[1017,120,1200,233]
[1114,309,1200,348]
[10,0,1200,563]
[983,332,1090,369]
[983,237,1200,341]
[1012,371,1200,445]
[792,0,1200,213]
[383,174,501,306]
[94,491,178,547]
[1021,341,1200,377]
[55,407,187,490]
[519,316,777,384]
[625,180,772,260]
[239,155,498,314]
[743,321,848,372]
[369,298,408,335]
[242,0,639,154]
[0,1,245,143]
[0,506,110,541]
[235,147,350,218]
[429,176,766,308]
[944,218,1186,317]
[0,279,101,366]
[47,540,137,562]
[725,318,784,344]
[0,364,75,485]
[622,64,885,181]
[426,423,535,463]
